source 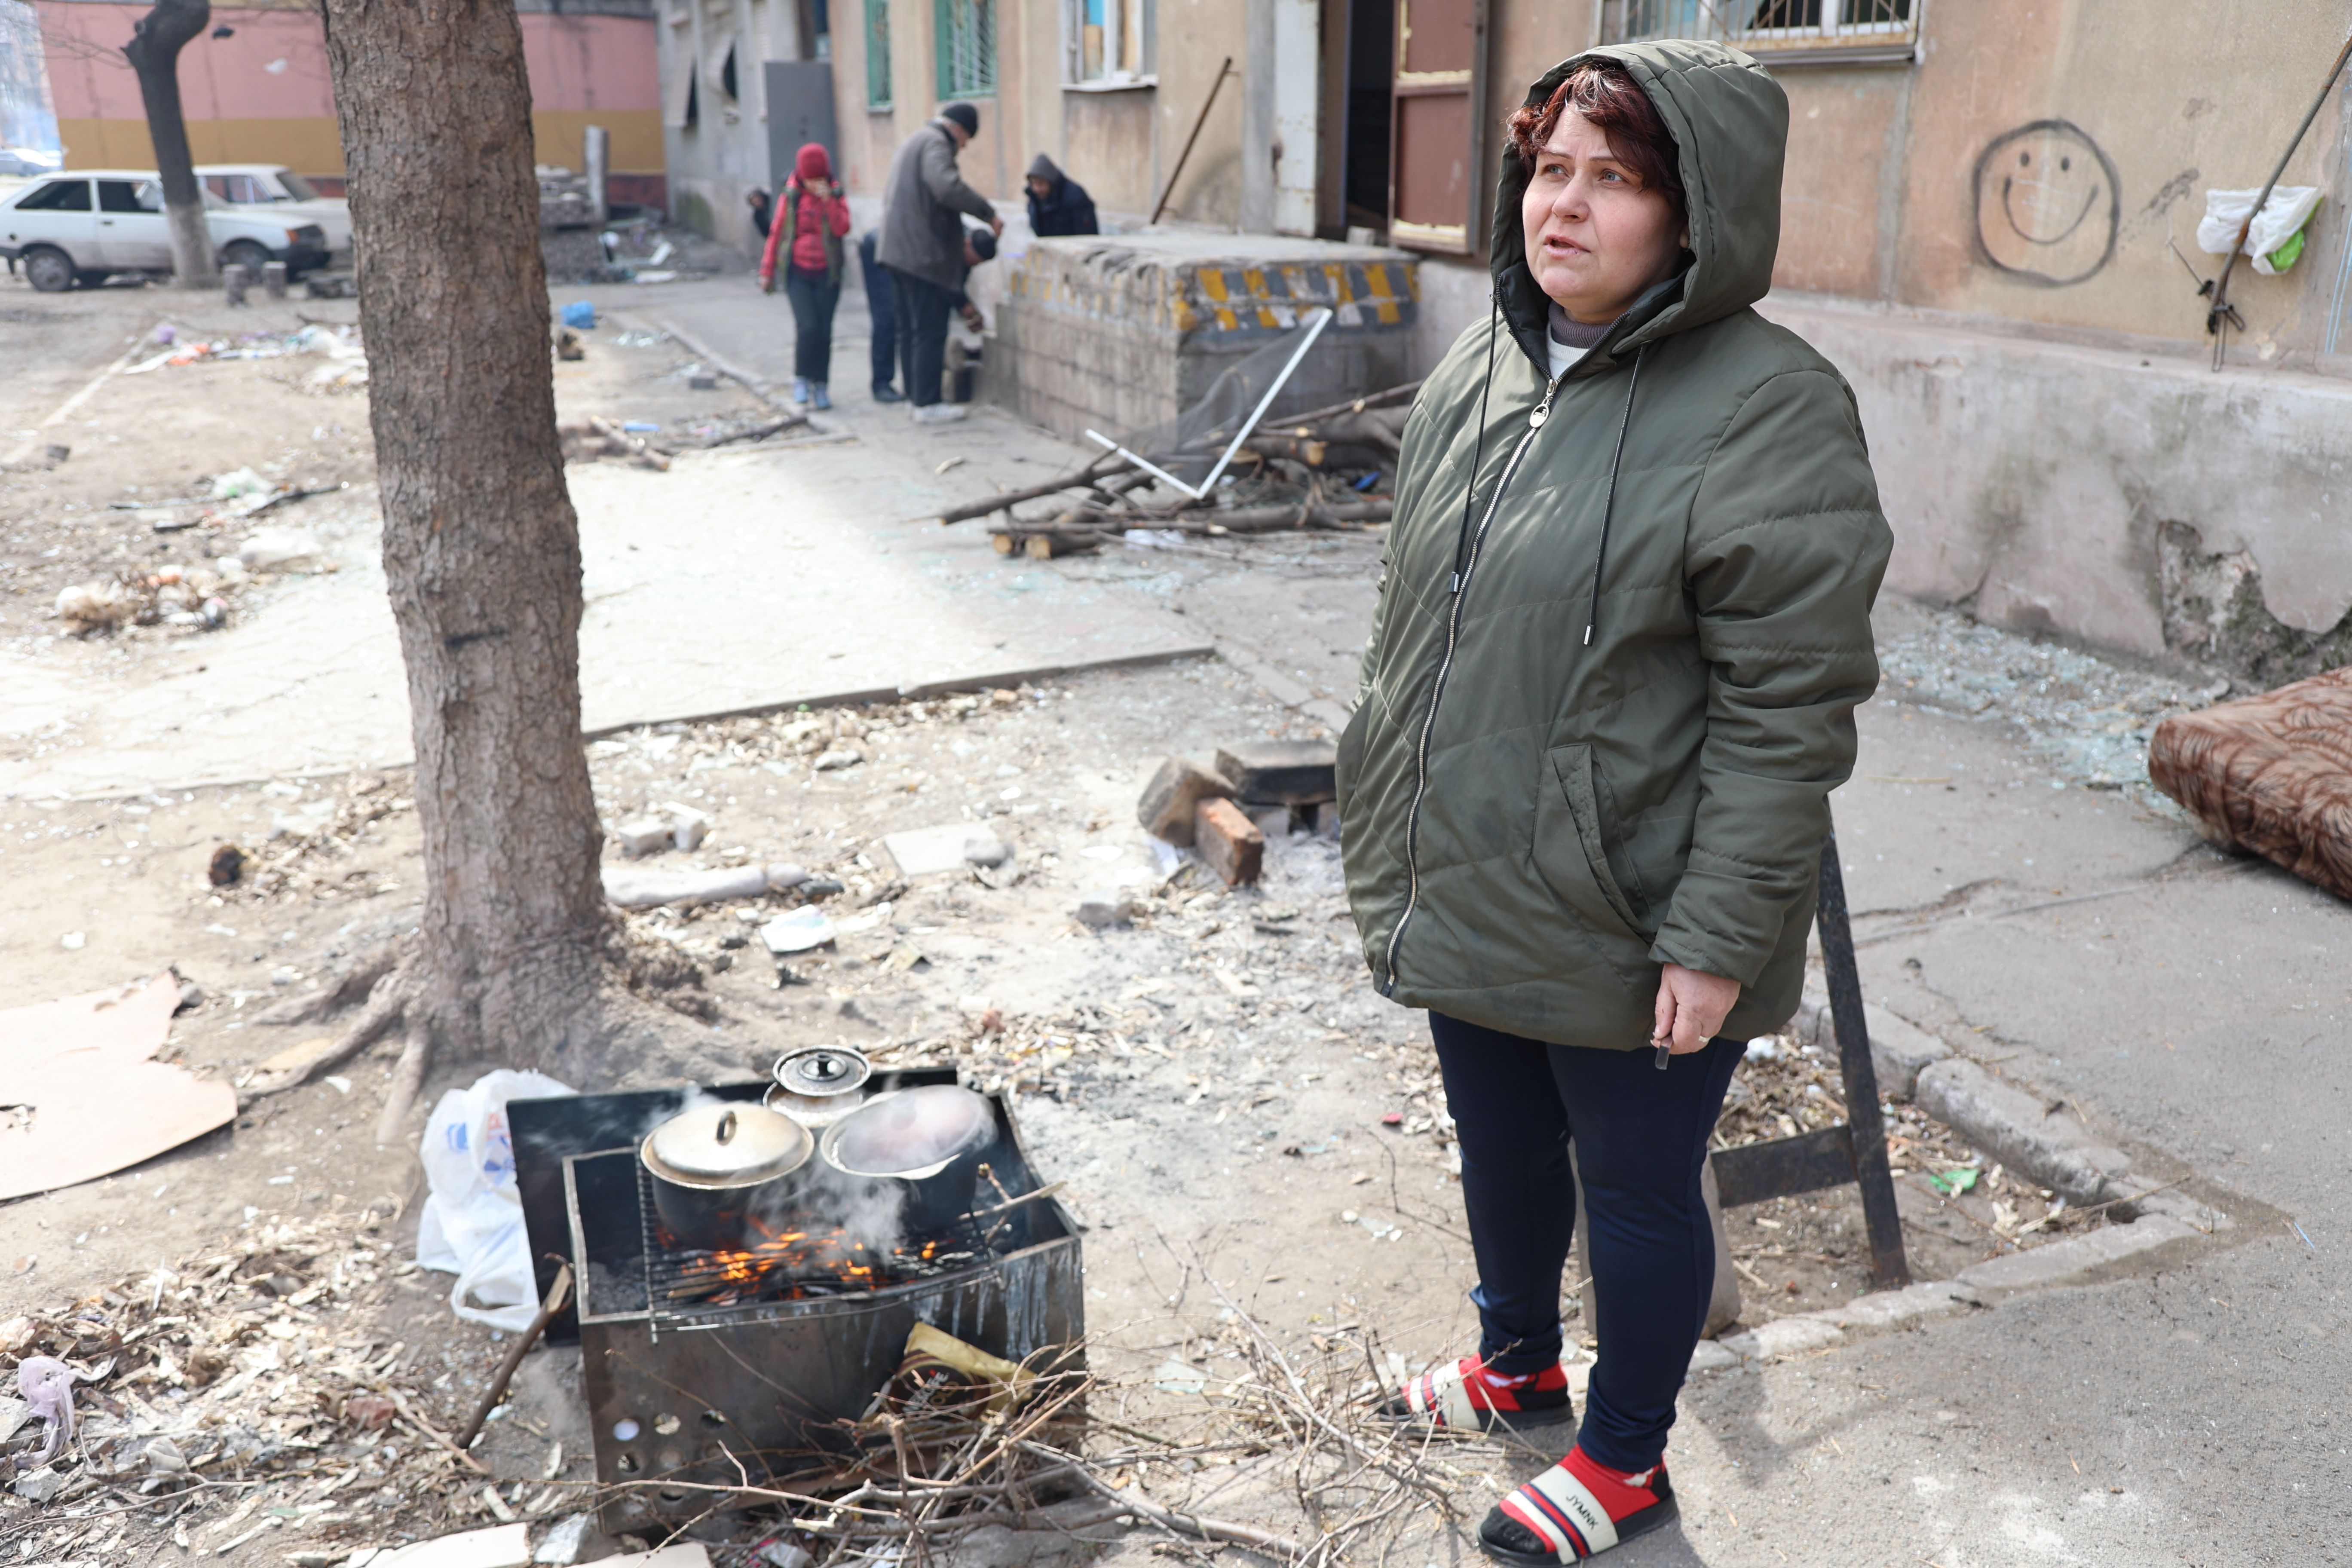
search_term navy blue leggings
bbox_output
[1430,1012,1744,1472]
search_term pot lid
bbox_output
[773,1045,872,1100]
[826,1085,994,1177]
[643,1102,812,1186]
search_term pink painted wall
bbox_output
[40,4,335,123]
[521,12,662,113]
[38,5,658,132]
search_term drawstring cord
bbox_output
[1583,346,1648,646]
[1450,296,1503,592]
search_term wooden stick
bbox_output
[1274,380,1424,429]
[454,1263,573,1451]
[1023,1443,1305,1557]
[937,453,1125,524]
[380,1385,493,1476]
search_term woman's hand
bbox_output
[1652,963,1740,1055]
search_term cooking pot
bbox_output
[765,1045,872,1128]
[640,1101,815,1252]
[818,1084,997,1234]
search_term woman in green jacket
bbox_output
[1337,41,1892,1562]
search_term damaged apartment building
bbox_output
[678,0,2350,683]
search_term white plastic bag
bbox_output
[2197,186,2323,275]
[415,1069,573,1333]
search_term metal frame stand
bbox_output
[1708,824,1911,1290]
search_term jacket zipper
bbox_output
[1379,374,1563,996]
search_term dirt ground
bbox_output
[0,273,2168,1566]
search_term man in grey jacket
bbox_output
[877,101,1004,420]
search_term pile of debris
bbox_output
[52,567,231,636]
[206,774,412,906]
[557,413,815,471]
[1136,739,1340,888]
[940,383,1418,559]
[124,323,369,391]
[0,1204,551,1561]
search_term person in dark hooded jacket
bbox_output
[1024,153,1098,237]
[1339,41,1891,1563]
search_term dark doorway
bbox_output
[1342,0,1393,233]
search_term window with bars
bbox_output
[1604,0,1918,60]
[865,0,893,106]
[1064,0,1153,85]
[935,0,997,98]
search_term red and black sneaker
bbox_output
[1376,1355,1573,1433]
[1480,1447,1678,1562]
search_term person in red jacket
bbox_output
[760,143,853,408]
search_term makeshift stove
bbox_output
[511,1069,1084,1533]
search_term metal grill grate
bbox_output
[1605,0,1918,57]
[633,1163,1010,1323]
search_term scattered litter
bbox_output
[0,973,236,1201]
[374,1522,533,1566]
[601,861,808,910]
[558,416,670,470]
[560,300,597,329]
[14,1355,81,1464]
[415,1071,576,1333]
[760,906,838,954]
[1927,1167,1981,1196]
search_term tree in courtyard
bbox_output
[315,0,610,1094]
[121,0,216,285]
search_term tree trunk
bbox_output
[320,0,608,1078]
[122,0,216,286]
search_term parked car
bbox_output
[0,172,329,292]
[194,163,352,255]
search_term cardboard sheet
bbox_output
[0,972,236,1200]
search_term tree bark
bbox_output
[320,0,608,1078]
[121,0,216,286]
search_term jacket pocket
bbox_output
[1534,743,1648,938]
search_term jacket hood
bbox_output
[1026,153,1064,185]
[1492,40,1787,375]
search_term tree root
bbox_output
[247,952,418,1099]
[374,1027,433,1146]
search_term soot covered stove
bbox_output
[510,1069,1084,1532]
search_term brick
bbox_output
[1215,739,1338,806]
[1136,756,1234,846]
[612,816,673,857]
[1194,797,1264,886]
[1246,804,1293,841]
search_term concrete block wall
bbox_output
[1761,294,2352,677]
[991,233,1421,444]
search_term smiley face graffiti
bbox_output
[1972,120,2121,287]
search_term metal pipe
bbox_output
[1817,831,1911,1290]
[2209,27,2352,368]
[1151,57,1234,224]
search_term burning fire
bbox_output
[660,1218,962,1305]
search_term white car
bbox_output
[0,171,330,292]
[195,163,352,255]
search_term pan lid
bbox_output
[823,1084,994,1177]
[643,1101,813,1188]
[772,1045,872,1101]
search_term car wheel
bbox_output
[220,240,272,276]
[22,247,74,293]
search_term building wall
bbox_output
[37,0,664,182]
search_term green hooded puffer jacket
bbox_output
[1336,39,1893,1050]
